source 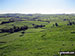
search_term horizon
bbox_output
[0,0,75,14]
[0,12,75,14]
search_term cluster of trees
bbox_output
[0,19,14,25]
[32,23,45,28]
[37,20,50,23]
[0,25,28,33]
[52,21,75,27]
[67,22,75,25]
[52,23,59,27]
[34,25,45,28]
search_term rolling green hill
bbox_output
[0,14,75,56]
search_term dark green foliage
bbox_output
[34,25,45,28]
[0,25,28,33]
[67,22,75,25]
[55,23,58,26]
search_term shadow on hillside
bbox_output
[0,33,11,37]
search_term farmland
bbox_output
[0,14,75,56]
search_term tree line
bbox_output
[0,25,28,33]
[32,24,45,28]
[0,19,14,25]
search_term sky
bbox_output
[0,0,75,14]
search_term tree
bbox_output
[55,23,58,26]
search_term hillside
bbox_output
[0,14,75,56]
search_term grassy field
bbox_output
[0,14,75,56]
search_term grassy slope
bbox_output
[0,15,75,56]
